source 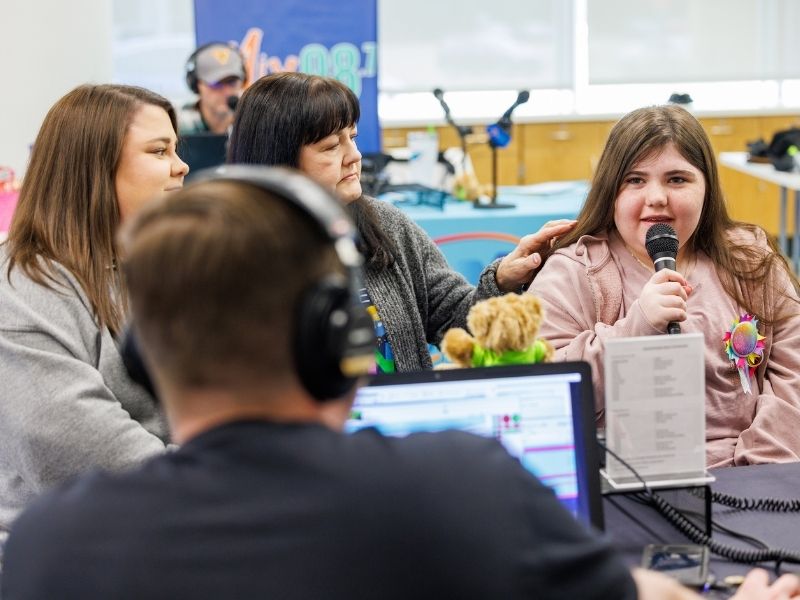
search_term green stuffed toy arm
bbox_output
[471,339,552,367]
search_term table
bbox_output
[605,462,800,585]
[719,152,800,273]
[384,181,588,284]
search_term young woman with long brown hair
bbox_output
[529,105,800,468]
[0,84,188,543]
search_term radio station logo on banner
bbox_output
[193,0,380,152]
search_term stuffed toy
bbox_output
[440,293,554,368]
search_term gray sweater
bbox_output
[0,247,168,545]
[362,197,503,371]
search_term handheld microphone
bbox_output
[644,223,681,335]
[226,95,239,111]
[487,90,530,149]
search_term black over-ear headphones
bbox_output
[121,165,376,402]
[185,42,246,94]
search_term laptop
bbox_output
[179,133,228,174]
[347,362,604,530]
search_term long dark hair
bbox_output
[228,72,393,267]
[549,105,798,324]
[6,84,178,335]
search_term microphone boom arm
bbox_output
[432,88,472,168]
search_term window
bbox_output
[378,0,574,92]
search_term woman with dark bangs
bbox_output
[228,72,573,373]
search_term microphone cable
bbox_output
[623,493,775,555]
[598,441,800,567]
[688,487,800,513]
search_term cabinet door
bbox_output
[381,128,408,149]
[699,118,770,233]
[759,115,800,140]
[521,122,610,184]
[755,116,800,236]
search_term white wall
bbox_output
[0,0,113,178]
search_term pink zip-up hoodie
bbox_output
[529,229,800,468]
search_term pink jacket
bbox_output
[529,229,800,468]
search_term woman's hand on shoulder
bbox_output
[638,268,692,331]
[495,219,577,292]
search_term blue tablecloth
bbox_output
[382,181,588,284]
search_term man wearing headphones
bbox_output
[179,42,246,134]
[2,167,797,600]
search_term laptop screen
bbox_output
[347,362,603,530]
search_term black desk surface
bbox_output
[604,462,800,582]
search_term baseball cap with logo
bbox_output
[193,44,245,86]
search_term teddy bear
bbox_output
[440,293,554,368]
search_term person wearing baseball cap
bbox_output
[179,42,246,135]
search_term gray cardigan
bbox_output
[362,197,503,372]
[0,247,168,544]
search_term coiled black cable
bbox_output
[688,488,800,512]
[600,441,800,566]
[644,491,800,564]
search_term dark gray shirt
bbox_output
[1,421,636,600]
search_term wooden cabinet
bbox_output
[520,121,611,184]
[698,117,766,230]
[382,113,799,235]
[753,116,800,236]
[701,115,800,236]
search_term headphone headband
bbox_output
[185,42,246,94]
[192,165,363,272]
[122,165,376,402]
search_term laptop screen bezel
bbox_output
[354,361,604,531]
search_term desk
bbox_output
[719,152,800,272]
[605,462,800,582]
[385,181,588,284]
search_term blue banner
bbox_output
[193,0,380,153]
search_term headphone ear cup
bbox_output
[185,57,199,94]
[120,326,157,400]
[294,275,361,401]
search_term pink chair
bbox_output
[0,191,19,233]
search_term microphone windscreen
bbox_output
[226,95,239,111]
[645,223,679,261]
[486,123,511,148]
[433,88,444,100]
[517,90,530,104]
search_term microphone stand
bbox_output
[478,91,530,210]
[432,88,472,171]
[482,139,513,209]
